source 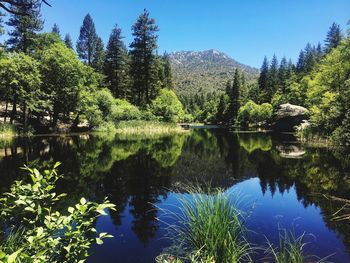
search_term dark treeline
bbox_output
[0,3,179,132]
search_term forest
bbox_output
[0,1,349,146]
[183,22,350,145]
[0,2,183,135]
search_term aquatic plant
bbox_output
[157,186,252,263]
[264,228,332,263]
[0,162,115,262]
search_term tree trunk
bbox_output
[10,94,17,124]
[23,103,28,131]
[4,99,8,123]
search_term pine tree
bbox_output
[6,0,43,53]
[130,9,159,106]
[52,23,61,37]
[216,94,226,123]
[324,22,342,53]
[228,69,241,123]
[64,33,73,49]
[91,36,104,72]
[76,13,99,65]
[266,54,279,102]
[104,24,129,98]
[258,56,269,103]
[304,43,317,73]
[0,11,4,38]
[162,52,174,89]
[240,72,247,103]
[296,50,305,73]
[316,42,323,57]
[278,56,288,94]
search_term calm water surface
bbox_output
[0,129,349,262]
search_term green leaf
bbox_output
[68,207,74,214]
[0,251,5,259]
[8,248,23,263]
[54,162,61,169]
[96,238,103,245]
[80,197,87,205]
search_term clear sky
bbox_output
[9,0,350,68]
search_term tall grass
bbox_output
[158,186,252,263]
[264,228,332,263]
[115,120,186,135]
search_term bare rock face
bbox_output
[273,103,309,132]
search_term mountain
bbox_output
[169,49,259,97]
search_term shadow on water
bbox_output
[0,129,349,262]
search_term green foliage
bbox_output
[76,13,100,66]
[0,163,115,262]
[5,0,43,53]
[264,229,328,263]
[112,98,141,122]
[0,123,16,138]
[40,42,86,126]
[159,186,252,262]
[104,24,130,99]
[130,9,159,106]
[238,100,273,126]
[305,36,350,144]
[150,89,185,123]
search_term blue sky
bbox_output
[5,0,350,67]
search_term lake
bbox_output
[0,129,349,262]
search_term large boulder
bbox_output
[273,103,309,132]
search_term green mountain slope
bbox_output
[169,49,259,96]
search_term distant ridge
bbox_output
[169,49,259,97]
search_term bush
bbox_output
[111,99,141,122]
[0,163,115,262]
[238,100,273,126]
[150,89,185,123]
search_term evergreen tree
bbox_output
[278,56,288,94]
[162,52,174,89]
[6,0,43,53]
[130,9,159,106]
[296,50,305,73]
[91,36,104,72]
[258,56,269,103]
[316,42,323,58]
[267,54,279,102]
[0,11,4,52]
[240,72,247,103]
[0,11,4,38]
[304,43,317,73]
[76,13,99,65]
[64,33,73,49]
[51,23,60,37]
[324,22,342,53]
[104,24,129,98]
[228,69,240,123]
[216,94,227,123]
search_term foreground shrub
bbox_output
[0,163,115,262]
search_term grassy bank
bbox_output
[114,121,187,136]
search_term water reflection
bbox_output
[0,130,349,262]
